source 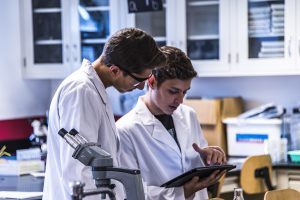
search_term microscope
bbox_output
[58,128,145,200]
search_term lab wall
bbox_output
[189,76,300,113]
[50,69,300,117]
[0,0,51,120]
[104,75,300,116]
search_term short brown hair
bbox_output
[102,28,166,74]
[153,46,197,87]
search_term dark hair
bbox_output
[153,46,197,87]
[102,28,166,74]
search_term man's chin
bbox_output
[117,87,135,93]
[165,110,175,115]
[167,106,178,114]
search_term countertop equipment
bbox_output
[58,128,145,200]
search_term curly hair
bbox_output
[153,46,197,87]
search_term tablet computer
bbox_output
[161,164,236,188]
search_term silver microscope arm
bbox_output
[58,128,145,200]
[69,181,115,200]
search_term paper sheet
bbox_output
[0,191,43,199]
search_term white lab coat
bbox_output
[43,59,124,200]
[116,97,209,200]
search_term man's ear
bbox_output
[148,75,157,89]
[109,65,122,77]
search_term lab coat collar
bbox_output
[80,59,118,143]
[135,96,184,124]
[135,96,157,125]
[81,59,108,104]
[135,96,185,157]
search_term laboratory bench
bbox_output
[0,175,43,192]
[1,159,300,200]
[0,175,43,200]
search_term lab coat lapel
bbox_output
[152,123,182,157]
[172,108,188,152]
[136,98,181,157]
[82,59,117,136]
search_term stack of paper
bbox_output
[248,7,271,36]
[0,191,43,199]
[258,41,284,58]
[270,4,284,35]
[0,159,45,176]
[248,3,285,37]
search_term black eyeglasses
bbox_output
[118,66,152,84]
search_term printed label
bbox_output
[236,133,268,143]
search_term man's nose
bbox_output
[135,82,146,90]
[175,93,184,104]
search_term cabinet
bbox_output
[20,0,119,79]
[119,0,167,47]
[296,0,300,69]
[121,0,231,75]
[277,169,300,191]
[122,0,300,76]
[234,0,297,75]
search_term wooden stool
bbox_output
[264,188,300,200]
[240,154,273,194]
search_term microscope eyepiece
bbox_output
[69,128,79,136]
[58,128,79,149]
[58,128,68,138]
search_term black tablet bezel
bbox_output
[161,164,236,188]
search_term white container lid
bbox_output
[223,117,282,125]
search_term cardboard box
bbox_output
[183,97,244,154]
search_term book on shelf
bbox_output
[271,23,284,28]
[272,10,284,16]
[249,7,271,14]
[249,25,270,31]
[270,4,284,10]
[248,30,271,36]
[258,52,284,58]
[0,159,45,176]
[261,41,284,48]
[271,10,284,15]
[249,28,271,33]
[249,33,284,37]
[249,19,270,26]
[272,17,284,23]
[249,13,270,20]
[249,0,282,2]
[260,47,284,53]
[271,28,284,35]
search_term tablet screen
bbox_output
[161,164,236,188]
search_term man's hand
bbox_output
[192,143,227,165]
[183,169,226,198]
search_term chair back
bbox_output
[240,154,273,194]
[264,188,300,200]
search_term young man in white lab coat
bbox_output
[117,46,227,200]
[43,28,166,200]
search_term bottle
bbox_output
[279,138,288,162]
[281,108,292,150]
[290,107,300,150]
[233,188,244,200]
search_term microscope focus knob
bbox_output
[69,181,85,200]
